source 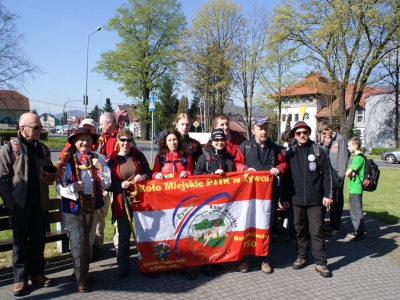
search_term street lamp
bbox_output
[84,26,102,118]
[97,88,102,114]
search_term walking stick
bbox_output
[73,154,95,291]
[123,184,141,259]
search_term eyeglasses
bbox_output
[295,131,309,136]
[119,138,133,143]
[24,125,43,131]
[212,138,226,143]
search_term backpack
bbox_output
[9,138,48,163]
[158,154,187,169]
[358,154,380,192]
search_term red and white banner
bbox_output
[132,171,273,273]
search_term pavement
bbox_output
[0,209,399,300]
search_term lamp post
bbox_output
[84,27,102,118]
[97,88,102,115]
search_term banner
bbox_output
[132,171,273,273]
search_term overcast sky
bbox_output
[4,0,281,115]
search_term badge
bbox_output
[309,162,317,171]
[308,154,315,162]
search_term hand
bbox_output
[121,181,131,189]
[155,173,164,180]
[94,160,104,173]
[270,168,281,176]
[214,169,225,176]
[324,136,332,146]
[281,201,290,209]
[323,197,333,207]
[133,174,144,183]
[179,171,188,178]
[74,181,85,192]
[247,167,256,172]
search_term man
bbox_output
[234,116,287,274]
[282,121,333,277]
[0,113,53,296]
[94,112,120,259]
[319,121,349,236]
[212,114,247,156]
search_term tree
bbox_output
[179,0,242,130]
[188,92,201,122]
[94,0,186,140]
[0,3,40,91]
[30,109,38,115]
[103,100,113,113]
[177,95,188,115]
[272,0,400,139]
[233,4,269,138]
[154,76,179,131]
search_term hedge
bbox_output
[0,130,48,143]
[370,147,398,156]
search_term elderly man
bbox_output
[93,112,120,259]
[0,113,53,296]
[56,128,111,292]
[281,121,333,277]
[234,116,287,274]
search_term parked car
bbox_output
[381,149,400,164]
[153,130,166,144]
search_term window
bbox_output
[295,98,300,104]
[282,114,286,121]
[295,114,299,121]
[356,109,364,123]
[304,112,309,120]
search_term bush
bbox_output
[370,147,398,156]
[0,130,48,142]
[360,147,366,153]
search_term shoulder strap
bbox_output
[312,143,322,173]
[181,154,187,169]
[205,151,211,172]
[233,130,243,144]
[159,154,166,168]
[242,140,251,159]
[10,138,20,163]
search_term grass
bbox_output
[41,136,68,149]
[0,166,398,269]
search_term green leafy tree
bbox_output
[103,100,113,113]
[154,76,179,132]
[188,92,201,122]
[272,0,400,139]
[94,0,186,140]
[177,95,188,115]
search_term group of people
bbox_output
[0,111,367,297]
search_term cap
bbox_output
[291,121,312,136]
[80,118,96,127]
[68,127,99,144]
[210,128,226,140]
[251,116,269,127]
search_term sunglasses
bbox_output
[24,125,43,131]
[212,138,226,142]
[295,130,309,136]
[119,138,133,143]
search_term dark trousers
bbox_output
[349,194,365,235]
[329,186,344,230]
[11,204,47,282]
[293,204,327,266]
[115,213,132,270]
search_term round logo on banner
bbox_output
[309,162,317,171]
[308,154,315,162]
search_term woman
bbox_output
[174,113,203,168]
[193,128,235,277]
[152,129,193,179]
[107,128,152,278]
[152,129,194,279]
[56,128,111,293]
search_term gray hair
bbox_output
[100,112,116,124]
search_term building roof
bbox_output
[116,104,139,122]
[315,86,389,118]
[0,90,30,111]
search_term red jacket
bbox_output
[152,152,194,179]
[226,129,247,156]
[97,129,119,158]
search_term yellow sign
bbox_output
[300,105,306,120]
[193,121,199,127]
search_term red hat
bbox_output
[291,121,312,136]
[68,127,99,144]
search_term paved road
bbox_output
[0,210,399,299]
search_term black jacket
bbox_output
[282,140,333,206]
[194,146,234,174]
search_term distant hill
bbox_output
[223,102,271,117]
[53,110,84,119]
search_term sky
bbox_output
[4,0,282,116]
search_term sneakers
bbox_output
[347,232,357,238]
[238,260,249,273]
[13,281,28,296]
[180,267,196,280]
[349,234,365,242]
[324,229,339,236]
[29,275,52,287]
[293,259,307,270]
[201,265,217,277]
[315,265,331,277]
[261,262,272,274]
[117,268,129,278]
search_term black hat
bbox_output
[67,127,99,144]
[210,128,226,140]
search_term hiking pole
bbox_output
[123,187,141,259]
